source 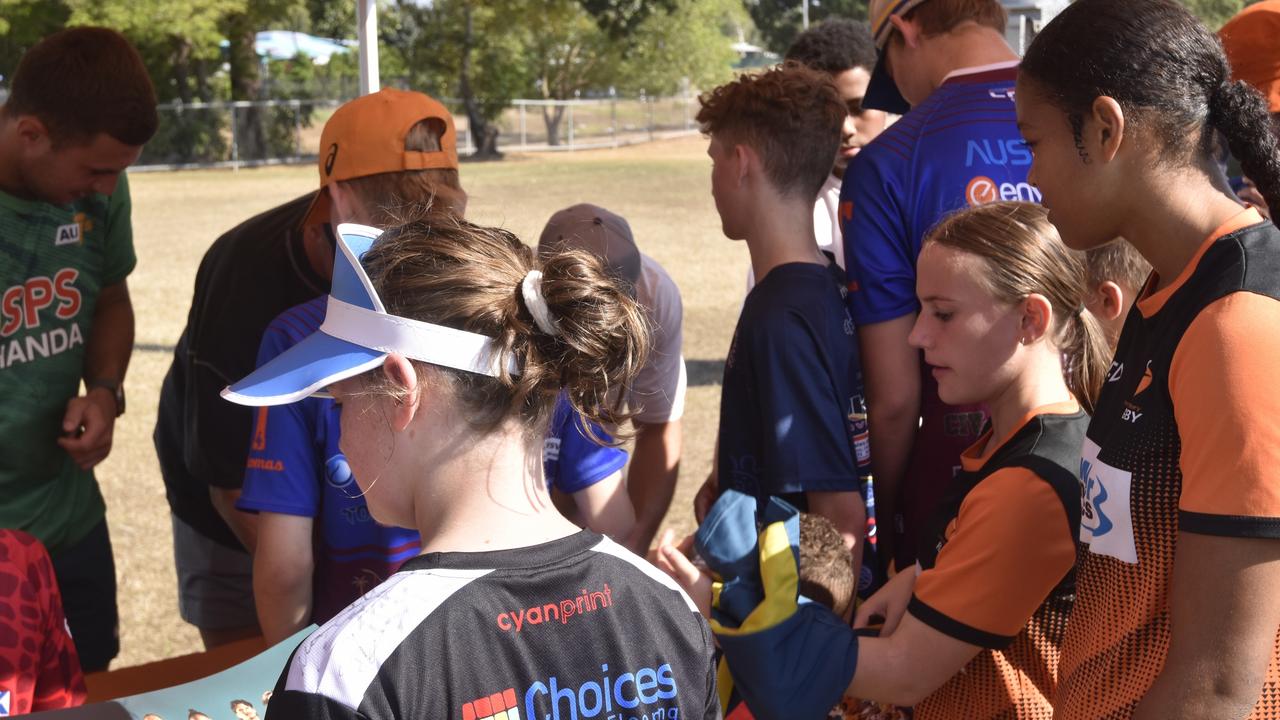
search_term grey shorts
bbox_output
[171,513,257,630]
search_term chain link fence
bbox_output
[133,95,700,171]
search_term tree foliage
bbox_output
[1177,0,1267,29]
[745,0,868,55]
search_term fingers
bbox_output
[61,396,89,435]
[57,396,114,470]
[659,543,712,618]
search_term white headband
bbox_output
[521,270,561,336]
[320,296,521,377]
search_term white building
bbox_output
[1002,0,1070,54]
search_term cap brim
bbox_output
[221,330,386,406]
[864,51,912,115]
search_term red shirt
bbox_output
[0,529,86,715]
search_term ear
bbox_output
[14,115,51,153]
[381,353,420,431]
[1089,96,1126,164]
[732,142,755,187]
[1021,293,1053,343]
[888,14,922,48]
[1090,280,1126,323]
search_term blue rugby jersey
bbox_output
[544,395,628,495]
[840,62,1036,325]
[838,62,1030,570]
[237,296,422,625]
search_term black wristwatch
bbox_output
[87,379,126,417]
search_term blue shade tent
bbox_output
[253,30,354,64]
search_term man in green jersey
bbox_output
[0,27,157,671]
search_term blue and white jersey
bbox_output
[544,395,628,495]
[840,62,1037,325]
[237,296,422,625]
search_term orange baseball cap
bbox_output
[1220,0,1280,113]
[303,87,459,226]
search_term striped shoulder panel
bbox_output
[589,536,700,613]
[283,566,494,709]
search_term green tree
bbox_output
[0,0,70,83]
[745,0,868,55]
[1178,0,1266,29]
[615,0,744,96]
[577,0,677,38]
[381,0,530,157]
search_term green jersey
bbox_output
[0,174,136,553]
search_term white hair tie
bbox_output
[521,270,561,336]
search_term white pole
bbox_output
[802,0,809,28]
[358,0,380,95]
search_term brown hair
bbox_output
[339,118,466,223]
[358,213,649,441]
[798,513,855,620]
[4,27,157,146]
[904,0,1007,38]
[1085,240,1151,295]
[925,202,1110,413]
[696,62,847,200]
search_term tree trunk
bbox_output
[172,37,194,105]
[225,12,267,159]
[542,105,566,146]
[459,3,501,159]
[194,57,214,103]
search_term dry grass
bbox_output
[103,134,746,667]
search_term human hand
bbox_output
[56,389,117,470]
[654,529,712,619]
[853,563,918,635]
[693,471,719,524]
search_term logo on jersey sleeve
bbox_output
[463,688,521,720]
[1079,438,1137,564]
[53,213,94,246]
[0,688,10,716]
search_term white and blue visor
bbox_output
[221,223,519,407]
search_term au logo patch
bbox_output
[54,213,94,247]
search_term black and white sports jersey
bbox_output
[265,531,719,720]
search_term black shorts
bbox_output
[50,517,119,672]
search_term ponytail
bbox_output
[359,213,650,441]
[1064,308,1111,414]
[1210,80,1280,212]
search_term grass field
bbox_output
[103,134,746,667]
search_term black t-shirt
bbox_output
[717,261,862,511]
[154,194,329,548]
[265,531,719,720]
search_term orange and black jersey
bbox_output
[908,401,1086,720]
[1057,208,1280,719]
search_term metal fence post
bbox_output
[293,99,303,161]
[230,103,239,171]
[567,103,575,149]
[611,97,618,148]
[519,103,527,149]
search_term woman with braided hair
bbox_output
[1015,0,1280,717]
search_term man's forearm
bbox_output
[625,419,682,553]
[83,281,134,384]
